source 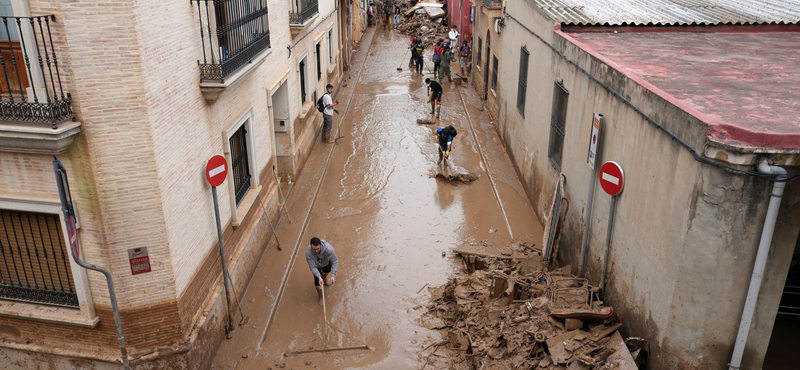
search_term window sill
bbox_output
[199,49,273,104]
[0,120,81,154]
[298,100,315,120]
[327,61,337,74]
[0,300,99,328]
[232,185,262,227]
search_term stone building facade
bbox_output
[0,0,347,368]
[470,0,503,122]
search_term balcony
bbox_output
[289,0,319,38]
[482,0,503,18]
[0,15,79,154]
[194,0,272,102]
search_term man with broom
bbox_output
[434,125,457,164]
[306,237,339,304]
[426,78,443,118]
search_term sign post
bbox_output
[598,161,624,289]
[580,113,603,275]
[206,155,235,332]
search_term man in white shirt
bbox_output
[448,25,459,53]
[322,84,338,143]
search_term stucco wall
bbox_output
[497,1,799,369]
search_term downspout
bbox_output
[728,160,787,370]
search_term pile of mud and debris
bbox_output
[418,242,648,369]
[398,4,449,49]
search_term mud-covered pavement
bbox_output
[211,26,543,370]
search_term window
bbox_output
[477,37,482,66]
[0,210,77,307]
[316,42,322,81]
[491,55,498,91]
[299,58,307,103]
[517,46,529,116]
[328,30,333,63]
[229,124,252,205]
[548,81,569,171]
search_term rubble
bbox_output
[398,12,449,49]
[418,241,647,369]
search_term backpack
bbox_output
[317,93,329,113]
[432,48,441,63]
[447,125,457,137]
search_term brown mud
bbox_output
[432,165,479,185]
[211,25,543,370]
[420,242,646,369]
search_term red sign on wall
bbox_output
[128,247,152,275]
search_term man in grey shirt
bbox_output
[305,237,339,302]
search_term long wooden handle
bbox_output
[322,284,328,347]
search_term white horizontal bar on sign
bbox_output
[602,172,620,185]
[209,165,226,177]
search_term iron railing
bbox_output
[548,81,569,172]
[194,0,271,83]
[482,0,502,9]
[0,15,73,128]
[289,0,319,24]
[0,210,78,307]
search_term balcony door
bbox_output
[0,0,27,97]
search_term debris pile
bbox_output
[430,164,479,184]
[398,12,448,49]
[418,242,647,369]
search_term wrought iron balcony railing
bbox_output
[483,0,503,9]
[289,0,319,25]
[0,15,73,128]
[194,0,271,83]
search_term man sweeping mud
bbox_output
[425,78,443,118]
[434,125,457,164]
[306,237,339,303]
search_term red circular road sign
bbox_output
[599,161,625,196]
[66,215,79,259]
[206,155,228,187]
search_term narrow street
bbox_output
[211,26,543,370]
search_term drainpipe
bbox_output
[728,160,786,370]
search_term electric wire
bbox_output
[505,13,798,183]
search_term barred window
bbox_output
[517,46,529,116]
[477,38,482,66]
[548,81,569,171]
[230,124,252,205]
[316,42,322,81]
[299,58,307,103]
[0,210,77,307]
[491,55,498,91]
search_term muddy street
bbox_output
[210,26,542,370]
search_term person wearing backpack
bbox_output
[434,125,457,164]
[438,41,452,82]
[317,84,338,143]
[459,40,471,74]
[432,40,443,76]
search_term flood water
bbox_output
[211,25,543,370]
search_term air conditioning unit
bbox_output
[274,118,288,132]
[495,19,504,34]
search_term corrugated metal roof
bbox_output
[533,0,800,26]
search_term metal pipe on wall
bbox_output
[728,160,787,370]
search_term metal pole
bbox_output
[53,158,129,369]
[601,195,617,289]
[211,186,234,333]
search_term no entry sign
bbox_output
[206,155,228,187]
[599,161,624,196]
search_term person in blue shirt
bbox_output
[434,125,457,164]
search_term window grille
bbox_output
[289,0,319,24]
[229,124,251,205]
[316,42,322,81]
[328,30,333,63]
[299,58,307,103]
[477,38,482,66]
[193,0,271,82]
[0,210,77,307]
[517,46,529,116]
[548,81,569,171]
[491,55,498,91]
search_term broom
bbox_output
[397,48,409,71]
